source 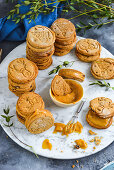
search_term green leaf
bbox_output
[15,4,21,8]
[24,1,31,5]
[16,18,20,24]
[7,15,11,20]
[111,87,114,90]
[69,6,75,10]
[6,116,10,122]
[1,115,7,119]
[21,15,25,19]
[3,107,10,115]
[9,123,13,127]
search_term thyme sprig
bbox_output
[48,61,75,75]
[1,107,14,127]
[89,80,114,91]
[6,0,114,32]
[1,107,39,158]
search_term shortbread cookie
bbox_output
[27,25,55,49]
[91,58,114,79]
[55,34,76,50]
[51,18,75,40]
[58,69,85,82]
[8,78,35,92]
[54,48,71,56]
[90,97,114,118]
[76,51,100,62]
[8,58,38,84]
[76,39,101,56]
[16,92,45,123]
[51,75,72,96]
[86,109,113,129]
[25,109,54,134]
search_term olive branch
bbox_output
[1,107,39,158]
[6,0,114,32]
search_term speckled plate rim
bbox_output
[0,36,114,159]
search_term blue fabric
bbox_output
[0,0,62,42]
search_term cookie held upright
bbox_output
[8,58,38,96]
[51,18,76,56]
[26,25,55,70]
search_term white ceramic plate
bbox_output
[0,36,114,159]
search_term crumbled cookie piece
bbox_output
[72,165,75,168]
[89,139,94,142]
[94,136,102,145]
[88,130,97,135]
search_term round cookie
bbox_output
[27,41,54,53]
[90,97,114,118]
[26,44,54,57]
[8,58,38,84]
[27,25,55,48]
[51,75,71,96]
[51,18,75,40]
[55,32,76,45]
[25,109,54,134]
[16,111,25,124]
[91,58,114,79]
[16,92,45,120]
[86,109,113,129]
[76,51,100,62]
[8,78,35,92]
[55,34,76,50]
[9,83,36,97]
[54,48,71,56]
[76,39,101,56]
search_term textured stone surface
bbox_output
[0,1,114,170]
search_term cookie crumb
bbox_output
[88,130,97,135]
[89,139,94,142]
[72,165,75,168]
[76,160,79,163]
[6,136,8,138]
[81,165,83,168]
[61,150,63,153]
[94,136,101,145]
[93,146,96,150]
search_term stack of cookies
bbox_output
[76,39,101,62]
[26,25,55,70]
[16,92,54,134]
[86,97,114,129]
[51,18,76,56]
[91,58,114,79]
[8,58,38,96]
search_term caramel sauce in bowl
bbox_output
[50,79,83,107]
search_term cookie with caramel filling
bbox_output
[90,97,114,118]
[86,109,113,129]
[25,109,54,134]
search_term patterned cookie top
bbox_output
[8,58,38,83]
[16,92,45,116]
[51,75,72,96]
[90,97,114,118]
[27,25,55,48]
[91,58,114,79]
[51,18,75,39]
[76,39,101,56]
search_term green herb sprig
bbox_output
[1,107,39,158]
[48,61,75,75]
[6,0,114,32]
[89,80,114,91]
[1,107,14,127]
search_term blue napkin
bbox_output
[0,0,62,42]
